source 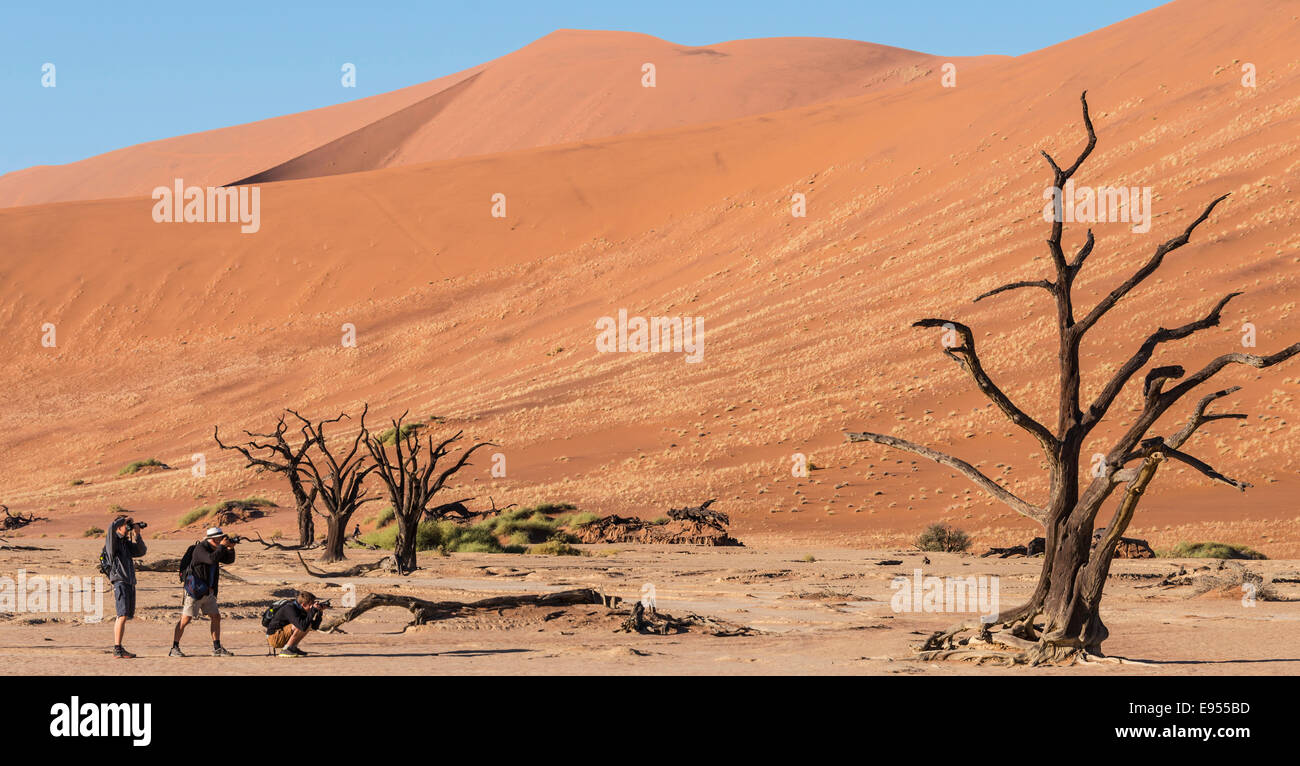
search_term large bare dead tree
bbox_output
[847,91,1298,665]
[214,412,320,546]
[364,412,495,573]
[297,405,379,563]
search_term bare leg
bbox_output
[210,613,221,644]
[173,615,192,644]
[114,616,127,645]
[285,626,308,649]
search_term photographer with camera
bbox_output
[170,527,238,657]
[264,590,329,657]
[103,515,148,659]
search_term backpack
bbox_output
[261,599,295,630]
[181,544,217,599]
[178,544,196,584]
[96,550,111,576]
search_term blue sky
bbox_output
[0,1,1169,176]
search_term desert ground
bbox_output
[1,540,1296,675]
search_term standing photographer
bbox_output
[170,527,238,657]
[104,515,148,659]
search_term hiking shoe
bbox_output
[212,646,234,657]
[169,646,187,658]
[277,646,307,658]
[113,646,136,659]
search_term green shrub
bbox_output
[178,508,210,527]
[69,479,86,486]
[528,539,582,556]
[376,423,423,445]
[84,526,104,537]
[1160,541,1267,560]
[360,503,585,554]
[373,506,395,528]
[118,458,169,475]
[916,523,971,553]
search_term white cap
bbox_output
[204,527,226,539]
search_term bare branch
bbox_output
[1076,194,1231,335]
[1161,446,1252,491]
[844,431,1044,521]
[913,318,1058,451]
[1083,292,1242,430]
[972,279,1055,303]
[1069,228,1095,276]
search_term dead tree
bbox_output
[364,412,495,573]
[846,91,1298,665]
[298,405,379,563]
[214,412,320,546]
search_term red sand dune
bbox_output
[0,31,986,207]
[1,0,1297,554]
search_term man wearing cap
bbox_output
[170,527,238,657]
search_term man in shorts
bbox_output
[265,590,327,657]
[170,527,237,657]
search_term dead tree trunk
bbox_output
[296,405,378,563]
[846,91,1298,665]
[364,412,495,574]
[214,413,320,547]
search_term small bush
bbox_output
[107,504,125,514]
[528,539,582,556]
[83,526,104,537]
[1160,541,1267,560]
[803,554,817,563]
[118,458,169,475]
[376,423,423,445]
[373,506,395,528]
[178,508,210,527]
[557,511,600,527]
[916,523,971,553]
[69,479,86,486]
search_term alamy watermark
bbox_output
[890,569,999,623]
[595,309,704,363]
[0,570,104,622]
[151,179,261,234]
[1043,179,1152,233]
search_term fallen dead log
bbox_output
[667,498,729,528]
[618,601,755,637]
[296,551,397,578]
[244,531,319,551]
[980,537,1046,558]
[321,588,621,632]
[1090,528,1154,559]
[135,557,248,583]
[1,506,42,531]
[0,537,50,551]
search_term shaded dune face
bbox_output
[1,0,1298,553]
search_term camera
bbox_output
[132,521,148,529]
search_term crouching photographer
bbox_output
[263,590,329,657]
